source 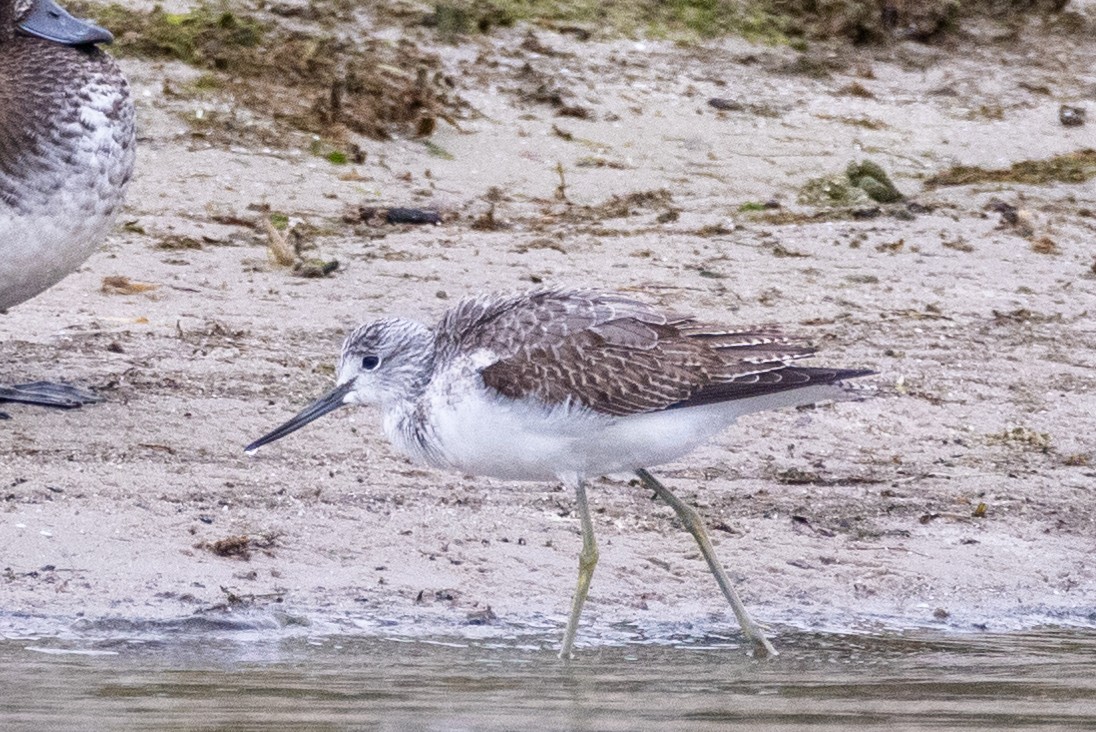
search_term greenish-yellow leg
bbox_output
[636,468,778,659]
[560,478,599,659]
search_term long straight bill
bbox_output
[245,380,354,454]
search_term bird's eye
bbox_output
[361,355,380,371]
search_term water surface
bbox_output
[3,626,1094,730]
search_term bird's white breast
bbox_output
[386,378,740,482]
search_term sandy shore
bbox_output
[2,5,1094,649]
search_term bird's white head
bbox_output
[244,317,433,454]
[336,318,435,410]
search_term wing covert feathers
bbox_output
[434,288,870,417]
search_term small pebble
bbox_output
[1059,104,1086,127]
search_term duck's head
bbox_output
[5,0,113,46]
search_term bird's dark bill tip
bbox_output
[244,381,354,455]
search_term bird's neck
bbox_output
[378,332,444,466]
[382,399,444,469]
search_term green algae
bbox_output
[926,150,1096,187]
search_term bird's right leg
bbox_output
[636,468,778,658]
[559,476,599,659]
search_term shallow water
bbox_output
[3,624,1095,731]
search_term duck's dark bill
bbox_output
[17,0,114,46]
[245,381,354,454]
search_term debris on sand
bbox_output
[1059,105,1087,127]
[79,1,466,141]
[345,207,444,226]
[263,218,339,278]
[927,149,1096,187]
[100,276,159,295]
[797,172,854,206]
[416,0,1060,44]
[987,426,1052,453]
[197,533,279,561]
[263,219,297,267]
[798,159,903,206]
[846,160,904,203]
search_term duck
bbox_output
[0,0,135,410]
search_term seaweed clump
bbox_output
[799,159,904,206]
[926,149,1096,187]
[78,1,464,140]
[846,160,904,203]
[417,0,1076,44]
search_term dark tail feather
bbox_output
[668,367,875,410]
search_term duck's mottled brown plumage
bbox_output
[0,0,134,311]
[0,38,129,211]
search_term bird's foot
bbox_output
[0,381,101,409]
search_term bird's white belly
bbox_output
[409,390,741,482]
[385,381,852,483]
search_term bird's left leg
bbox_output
[636,468,777,658]
[559,476,599,659]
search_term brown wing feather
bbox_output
[437,288,839,417]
